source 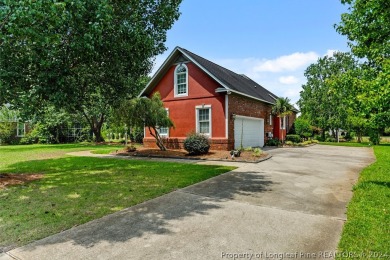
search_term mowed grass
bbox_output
[0,143,124,170]
[319,141,372,147]
[337,145,390,258]
[0,144,235,251]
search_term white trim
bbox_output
[179,48,232,92]
[174,63,189,97]
[235,115,263,121]
[139,47,276,106]
[16,122,26,137]
[269,114,273,126]
[280,116,286,130]
[195,104,212,109]
[225,94,228,138]
[234,116,265,148]
[195,105,212,137]
[138,47,181,97]
[157,108,170,137]
[268,94,278,100]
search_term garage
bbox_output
[234,115,264,149]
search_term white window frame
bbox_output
[269,114,273,126]
[280,116,286,130]
[195,105,212,137]
[157,108,169,137]
[174,64,188,97]
[17,122,26,137]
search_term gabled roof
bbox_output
[139,46,285,106]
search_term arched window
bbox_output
[174,64,188,97]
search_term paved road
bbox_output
[1,145,374,260]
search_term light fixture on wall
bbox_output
[231,113,236,120]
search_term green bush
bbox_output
[325,137,336,142]
[0,122,14,144]
[131,126,144,143]
[183,132,210,155]
[252,148,262,157]
[285,141,293,145]
[368,130,380,145]
[294,118,312,138]
[311,140,319,144]
[266,138,280,146]
[19,134,39,145]
[286,134,300,143]
[314,134,325,142]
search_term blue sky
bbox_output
[152,0,351,104]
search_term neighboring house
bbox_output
[139,47,297,150]
[0,120,30,139]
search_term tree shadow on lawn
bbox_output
[3,157,276,253]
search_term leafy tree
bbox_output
[114,92,173,151]
[336,0,389,63]
[294,117,312,139]
[0,105,18,144]
[298,52,359,139]
[336,0,390,143]
[0,0,181,142]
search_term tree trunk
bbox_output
[82,111,105,143]
[148,127,167,151]
[357,132,362,143]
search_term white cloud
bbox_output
[325,49,338,57]
[279,75,299,85]
[253,52,319,72]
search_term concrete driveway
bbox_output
[2,145,374,260]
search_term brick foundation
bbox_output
[143,137,232,151]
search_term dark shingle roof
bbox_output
[179,47,279,104]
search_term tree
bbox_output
[298,52,359,139]
[336,0,390,143]
[272,97,293,142]
[0,105,17,144]
[0,0,181,142]
[114,92,173,151]
[294,117,313,139]
[336,0,390,63]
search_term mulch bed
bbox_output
[113,147,269,162]
[0,173,44,189]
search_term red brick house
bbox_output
[139,47,297,150]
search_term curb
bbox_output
[114,153,272,164]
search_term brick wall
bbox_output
[227,94,273,149]
[143,137,230,150]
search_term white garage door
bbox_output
[234,116,264,149]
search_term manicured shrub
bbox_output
[184,132,210,155]
[286,134,300,143]
[285,141,293,145]
[311,140,319,144]
[266,138,280,146]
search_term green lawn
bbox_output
[0,144,235,252]
[319,141,372,147]
[337,145,390,259]
[0,143,124,170]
